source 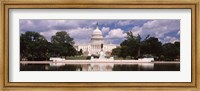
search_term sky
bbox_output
[20,19,180,44]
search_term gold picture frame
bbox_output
[0,0,199,91]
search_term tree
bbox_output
[136,34,142,57]
[111,32,144,59]
[111,47,121,57]
[20,31,49,61]
[121,32,141,59]
[174,41,180,59]
[162,42,180,61]
[119,46,129,59]
[78,49,83,56]
[63,43,77,57]
[50,31,76,58]
[110,31,180,61]
[51,31,74,45]
[141,37,163,60]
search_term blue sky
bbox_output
[20,19,180,44]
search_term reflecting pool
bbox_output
[20,63,180,71]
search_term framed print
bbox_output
[0,0,199,91]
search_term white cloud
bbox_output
[105,28,126,39]
[142,20,179,38]
[101,27,110,34]
[130,20,180,43]
[40,30,59,41]
[130,26,142,36]
[40,27,94,44]
[163,36,179,43]
[21,19,180,44]
[67,27,93,44]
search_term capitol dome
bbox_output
[74,22,118,56]
[91,23,104,44]
[93,27,102,35]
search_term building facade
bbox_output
[74,24,118,56]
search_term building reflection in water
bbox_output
[81,63,154,71]
[139,63,154,71]
[49,63,154,71]
[82,63,114,71]
[20,63,181,71]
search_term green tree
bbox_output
[20,31,49,61]
[110,31,180,61]
[174,41,180,59]
[111,47,121,57]
[141,37,163,60]
[136,34,142,57]
[162,42,180,61]
[119,46,129,59]
[51,31,76,58]
[121,32,141,59]
[51,31,74,45]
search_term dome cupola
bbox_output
[92,23,103,36]
[91,22,104,44]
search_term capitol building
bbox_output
[74,24,119,56]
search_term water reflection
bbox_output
[20,63,180,71]
[82,63,114,71]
